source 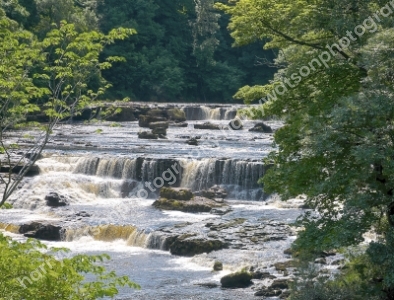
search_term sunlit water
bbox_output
[1,112,306,299]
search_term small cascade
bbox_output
[208,107,221,120]
[0,223,20,234]
[179,158,265,200]
[145,232,173,251]
[64,224,150,248]
[37,156,81,173]
[182,105,237,120]
[74,157,138,180]
[224,108,238,120]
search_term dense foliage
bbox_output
[219,0,394,298]
[10,0,275,102]
[0,234,139,299]
[0,1,134,206]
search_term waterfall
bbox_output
[64,224,171,250]
[179,158,265,200]
[74,157,138,180]
[38,156,266,201]
[182,105,237,120]
[64,225,150,248]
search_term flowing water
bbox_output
[0,105,305,299]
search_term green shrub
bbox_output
[1,203,13,209]
[288,251,383,300]
[0,233,139,299]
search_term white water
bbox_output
[1,112,302,299]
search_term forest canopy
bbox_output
[6,0,276,103]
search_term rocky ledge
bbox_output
[19,222,63,241]
[153,187,229,213]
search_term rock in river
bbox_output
[138,131,158,139]
[220,271,253,288]
[169,234,227,256]
[249,122,273,133]
[194,122,220,130]
[19,222,62,241]
[45,192,69,207]
[153,187,228,213]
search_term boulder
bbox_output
[167,108,186,122]
[213,261,223,271]
[249,122,273,133]
[271,279,290,290]
[153,195,227,213]
[153,196,224,213]
[152,127,167,135]
[220,271,253,288]
[149,121,169,130]
[274,260,296,271]
[170,122,188,127]
[252,271,277,280]
[45,192,69,207]
[254,288,282,297]
[19,222,62,241]
[315,257,327,264]
[194,122,220,130]
[0,164,40,177]
[229,118,243,130]
[210,207,232,215]
[170,236,227,256]
[138,131,158,139]
[197,186,227,200]
[160,187,193,201]
[24,152,44,161]
[196,282,219,288]
[106,107,136,122]
[200,190,215,199]
[147,108,167,118]
[138,115,167,128]
[186,138,198,146]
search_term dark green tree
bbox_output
[219,0,394,296]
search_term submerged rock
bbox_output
[213,261,223,271]
[153,196,226,213]
[254,288,282,297]
[197,185,228,200]
[138,115,167,128]
[252,271,277,280]
[167,108,186,123]
[0,164,40,177]
[138,131,158,139]
[196,282,219,289]
[274,260,296,272]
[249,122,273,133]
[152,127,167,135]
[271,279,290,289]
[194,122,220,130]
[149,121,169,130]
[220,271,253,288]
[170,122,188,127]
[160,187,193,201]
[186,138,198,146]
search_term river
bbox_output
[0,103,306,299]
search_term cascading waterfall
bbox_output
[64,225,148,247]
[36,156,266,201]
[179,158,265,200]
[64,224,171,250]
[182,105,237,120]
